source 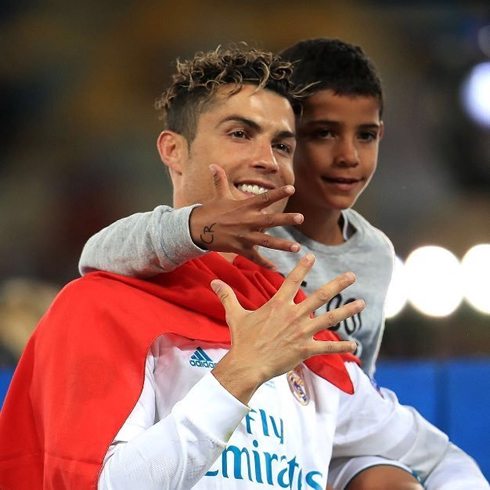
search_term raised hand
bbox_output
[210,254,364,404]
[189,164,304,270]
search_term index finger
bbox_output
[297,272,357,317]
[275,254,316,302]
[249,185,296,209]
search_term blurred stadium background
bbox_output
[0,0,489,478]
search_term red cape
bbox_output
[0,253,358,489]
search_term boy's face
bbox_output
[171,84,296,213]
[292,90,383,215]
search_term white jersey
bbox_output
[98,334,489,490]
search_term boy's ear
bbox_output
[379,121,385,141]
[156,130,188,175]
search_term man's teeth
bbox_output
[237,184,268,195]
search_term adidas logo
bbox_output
[189,347,216,368]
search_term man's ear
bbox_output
[156,130,188,176]
[379,121,385,141]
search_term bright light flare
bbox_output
[461,244,490,314]
[461,62,490,128]
[405,246,463,317]
[385,256,408,319]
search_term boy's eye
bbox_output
[359,132,378,142]
[314,129,335,139]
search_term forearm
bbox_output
[333,364,488,489]
[366,396,489,488]
[79,204,206,278]
[411,419,489,489]
[98,372,249,490]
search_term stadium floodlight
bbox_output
[461,62,490,128]
[405,246,463,317]
[461,244,490,314]
[385,256,408,319]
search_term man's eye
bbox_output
[230,130,247,139]
[274,143,292,154]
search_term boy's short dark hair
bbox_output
[280,38,384,116]
[156,45,298,143]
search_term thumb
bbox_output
[211,279,240,313]
[210,164,233,199]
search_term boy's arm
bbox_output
[79,165,304,277]
[79,204,206,278]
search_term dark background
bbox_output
[1,0,489,363]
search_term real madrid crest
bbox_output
[287,365,310,405]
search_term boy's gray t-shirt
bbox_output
[79,206,394,377]
[264,209,395,377]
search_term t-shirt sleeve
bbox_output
[98,354,249,490]
[78,204,207,278]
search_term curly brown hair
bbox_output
[155,45,298,143]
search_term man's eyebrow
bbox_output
[216,115,261,131]
[217,115,296,139]
[277,129,296,140]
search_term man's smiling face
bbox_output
[171,84,296,213]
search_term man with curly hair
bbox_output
[0,44,360,490]
[1,45,487,490]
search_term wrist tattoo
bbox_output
[200,223,216,245]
